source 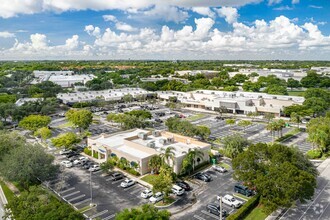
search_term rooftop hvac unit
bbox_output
[138,132,148,140]
[152,130,161,137]
[159,138,167,145]
[147,141,156,148]
[167,137,174,143]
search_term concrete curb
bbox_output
[0,186,8,205]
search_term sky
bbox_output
[0,0,329,60]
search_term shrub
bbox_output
[126,167,141,176]
[306,149,322,159]
[227,195,260,220]
[84,148,92,156]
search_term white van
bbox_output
[172,184,185,196]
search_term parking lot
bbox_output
[174,163,248,220]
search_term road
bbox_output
[279,159,330,220]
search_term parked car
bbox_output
[149,192,164,204]
[218,194,242,208]
[60,160,73,168]
[212,165,227,173]
[206,203,227,218]
[73,157,88,165]
[83,161,94,169]
[195,173,212,182]
[154,118,163,123]
[172,185,185,196]
[234,184,253,197]
[141,189,153,199]
[89,164,100,172]
[110,172,124,181]
[60,149,72,155]
[175,180,191,191]
[120,179,135,188]
[66,152,78,159]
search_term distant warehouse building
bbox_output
[57,88,152,105]
[157,90,305,117]
[31,70,95,88]
[88,129,210,175]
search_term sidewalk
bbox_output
[0,185,8,220]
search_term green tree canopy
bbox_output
[0,143,59,189]
[232,143,317,213]
[66,109,93,132]
[34,127,52,140]
[125,109,152,119]
[5,186,84,220]
[221,134,250,158]
[307,116,330,152]
[18,115,51,131]
[51,132,81,149]
[115,204,170,220]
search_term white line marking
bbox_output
[59,187,75,194]
[89,210,108,219]
[68,194,85,202]
[102,214,115,220]
[73,198,91,206]
[201,210,220,219]
[317,201,330,220]
[62,191,80,198]
[194,215,205,220]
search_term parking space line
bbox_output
[193,215,206,220]
[93,170,102,174]
[68,194,85,203]
[123,184,140,191]
[130,187,143,195]
[59,187,75,194]
[201,210,219,219]
[73,198,91,206]
[89,210,108,219]
[102,214,116,220]
[62,191,80,198]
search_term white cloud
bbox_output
[292,0,299,4]
[84,25,101,37]
[115,22,137,32]
[143,5,189,23]
[274,6,293,11]
[1,15,330,60]
[103,15,117,22]
[308,5,323,9]
[0,0,262,18]
[268,0,282,5]
[216,7,239,24]
[0,31,15,38]
[191,7,215,18]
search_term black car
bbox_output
[66,152,78,159]
[83,161,94,169]
[154,118,163,123]
[176,181,191,191]
[195,173,212,182]
[206,203,227,218]
[234,184,253,197]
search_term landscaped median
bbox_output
[227,195,261,220]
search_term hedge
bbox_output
[83,148,92,156]
[306,149,322,159]
[227,194,260,220]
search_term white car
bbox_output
[218,194,242,208]
[73,156,88,165]
[149,192,164,203]
[212,165,227,173]
[88,165,100,172]
[60,160,73,168]
[120,179,135,188]
[141,189,153,199]
[59,149,72,155]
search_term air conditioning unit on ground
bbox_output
[138,132,148,140]
[167,137,174,143]
[147,141,155,148]
[159,138,167,145]
[152,130,160,137]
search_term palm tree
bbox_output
[308,129,328,152]
[290,112,302,129]
[277,119,286,137]
[160,146,176,167]
[148,155,162,174]
[266,121,277,143]
[186,148,204,172]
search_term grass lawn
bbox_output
[141,174,160,185]
[186,113,206,121]
[155,197,175,206]
[244,205,267,220]
[218,162,231,170]
[0,181,16,203]
[287,91,305,97]
[56,121,74,128]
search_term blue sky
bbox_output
[0,0,329,60]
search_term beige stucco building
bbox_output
[88,129,211,175]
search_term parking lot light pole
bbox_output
[90,170,93,207]
[219,196,222,220]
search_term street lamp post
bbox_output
[219,196,222,220]
[90,170,93,207]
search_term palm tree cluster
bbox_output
[266,119,286,142]
[180,148,204,175]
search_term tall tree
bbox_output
[18,115,51,132]
[181,148,204,174]
[148,155,163,174]
[290,112,302,129]
[160,146,176,167]
[51,132,81,149]
[221,134,250,158]
[115,204,170,220]
[232,143,317,213]
[66,109,93,132]
[34,127,52,140]
[307,116,330,152]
